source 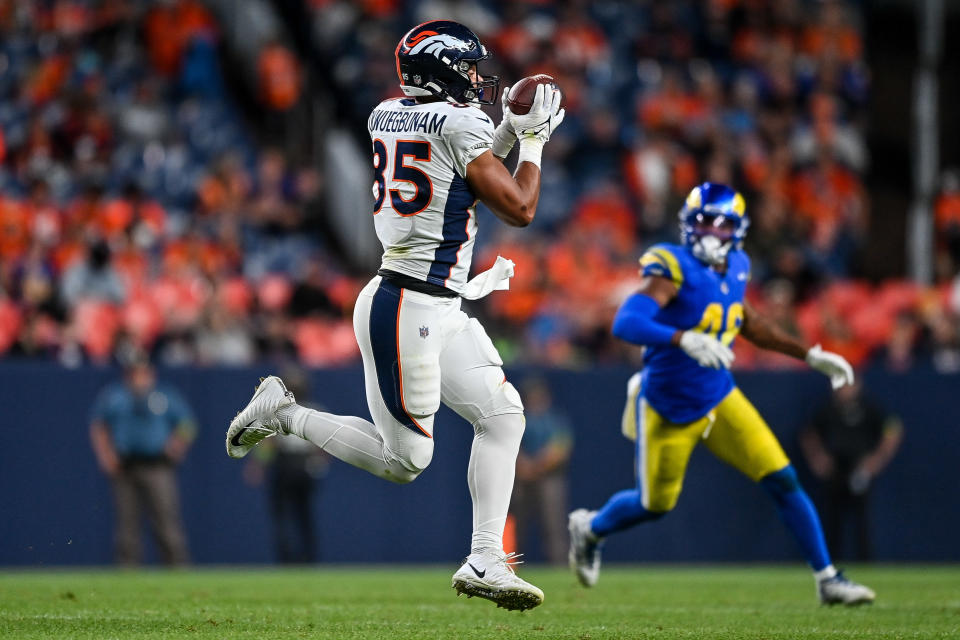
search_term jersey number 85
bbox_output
[373,139,433,216]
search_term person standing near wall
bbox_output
[89,358,197,565]
[244,368,330,563]
[799,379,903,561]
[510,378,573,565]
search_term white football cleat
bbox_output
[568,508,602,587]
[818,571,876,606]
[452,550,544,611]
[225,376,295,459]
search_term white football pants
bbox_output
[279,275,525,553]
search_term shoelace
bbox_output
[500,552,525,573]
[240,423,275,443]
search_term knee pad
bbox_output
[761,464,800,500]
[474,410,525,443]
[384,436,435,484]
[477,378,524,422]
[645,491,680,514]
[495,379,524,416]
[401,352,441,419]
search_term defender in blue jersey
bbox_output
[568,183,875,605]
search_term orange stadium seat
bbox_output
[258,274,293,312]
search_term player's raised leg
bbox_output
[570,391,701,587]
[706,388,875,605]
[275,276,440,483]
[442,311,543,611]
[225,376,295,458]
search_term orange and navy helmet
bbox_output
[395,20,499,105]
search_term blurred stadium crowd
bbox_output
[0,0,958,373]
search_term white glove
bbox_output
[805,344,854,389]
[491,86,517,159]
[678,331,735,370]
[504,83,565,167]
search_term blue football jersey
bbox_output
[637,243,750,423]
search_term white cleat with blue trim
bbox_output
[818,571,876,606]
[568,508,602,587]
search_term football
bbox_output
[505,74,562,115]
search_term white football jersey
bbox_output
[367,97,494,293]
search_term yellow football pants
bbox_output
[626,384,790,512]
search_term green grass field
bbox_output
[1,566,957,639]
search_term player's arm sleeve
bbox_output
[447,113,495,177]
[612,293,677,346]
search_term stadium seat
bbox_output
[73,300,121,362]
[876,280,921,315]
[294,318,358,366]
[849,305,894,350]
[122,295,164,348]
[822,280,872,317]
[218,277,253,315]
[0,299,23,354]
[257,274,293,312]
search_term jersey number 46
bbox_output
[695,302,744,346]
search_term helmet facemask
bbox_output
[458,59,500,105]
[687,213,737,266]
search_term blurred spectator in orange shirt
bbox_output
[144,0,216,76]
[553,4,609,72]
[801,0,862,65]
[24,52,71,106]
[790,149,866,270]
[0,197,31,263]
[567,181,636,256]
[819,304,871,368]
[258,42,302,112]
[935,170,960,277]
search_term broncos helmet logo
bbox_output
[395,20,499,105]
[406,33,476,58]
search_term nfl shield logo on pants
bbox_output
[419,326,429,339]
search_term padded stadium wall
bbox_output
[0,363,956,565]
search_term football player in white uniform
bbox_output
[224,20,564,611]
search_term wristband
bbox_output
[491,124,516,159]
[517,138,544,168]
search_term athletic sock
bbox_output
[590,489,664,537]
[814,565,838,581]
[760,465,832,571]
[277,404,418,483]
[467,413,524,554]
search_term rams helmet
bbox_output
[679,182,749,266]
